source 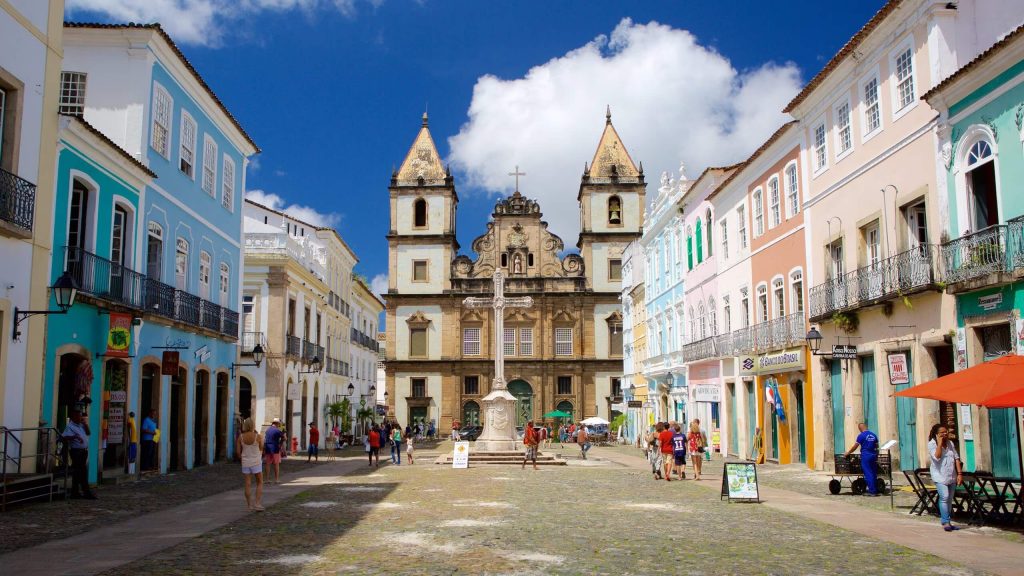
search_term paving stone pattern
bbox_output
[101,455,983,576]
[0,456,321,554]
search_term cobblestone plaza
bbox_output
[2,444,1021,575]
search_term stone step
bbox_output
[433,452,567,466]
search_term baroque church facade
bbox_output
[383,111,644,433]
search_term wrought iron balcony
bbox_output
[220,308,239,339]
[809,245,938,320]
[682,336,718,363]
[0,167,35,236]
[240,332,265,354]
[753,312,805,352]
[939,221,1024,290]
[286,335,302,358]
[145,278,176,319]
[302,340,323,363]
[174,290,200,327]
[64,246,145,309]
[199,300,222,332]
[732,325,754,355]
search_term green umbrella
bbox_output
[543,410,572,419]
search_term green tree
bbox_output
[356,406,375,435]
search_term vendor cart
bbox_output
[828,452,893,502]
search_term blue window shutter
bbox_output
[695,220,703,264]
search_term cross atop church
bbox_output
[508,165,526,192]
[463,270,533,391]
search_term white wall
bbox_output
[395,194,446,235]
[594,372,616,420]
[589,190,641,233]
[61,45,152,159]
[394,372,441,426]
[593,303,621,360]
[9,0,49,33]
[395,245,445,294]
[590,242,626,293]
[395,305,442,360]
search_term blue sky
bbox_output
[67,1,884,295]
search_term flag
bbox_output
[769,378,787,423]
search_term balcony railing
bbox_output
[286,335,302,357]
[64,246,146,309]
[682,336,718,363]
[0,167,36,235]
[241,332,265,353]
[221,308,239,339]
[175,290,200,327]
[809,246,938,320]
[939,222,1024,287]
[145,278,177,319]
[199,300,222,332]
[753,312,805,351]
[304,341,324,363]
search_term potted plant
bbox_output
[831,311,859,334]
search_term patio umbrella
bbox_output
[581,417,610,426]
[892,354,1024,408]
[543,410,572,419]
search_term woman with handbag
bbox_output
[687,420,705,480]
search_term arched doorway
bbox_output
[215,372,229,461]
[962,138,999,231]
[238,377,253,419]
[556,400,574,426]
[170,368,187,471]
[101,359,130,475]
[507,379,533,427]
[193,369,210,467]
[56,352,91,430]
[463,401,480,427]
[140,363,161,472]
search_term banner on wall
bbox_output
[955,327,968,371]
[107,313,132,357]
[887,353,910,385]
[739,349,805,377]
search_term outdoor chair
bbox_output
[905,468,937,516]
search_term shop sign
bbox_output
[109,390,127,403]
[452,441,470,469]
[693,384,722,403]
[978,293,1003,311]
[887,353,910,385]
[161,351,179,376]
[739,349,804,376]
[721,462,760,502]
[960,404,974,441]
[107,406,124,444]
[107,313,132,357]
[627,400,643,408]
[1016,319,1024,356]
[832,345,857,360]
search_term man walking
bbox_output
[844,422,881,496]
[62,410,97,499]
[391,425,402,465]
[141,409,158,473]
[576,422,590,460]
[307,422,320,463]
[264,418,284,484]
[522,420,540,470]
[368,425,381,468]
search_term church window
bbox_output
[411,378,426,398]
[410,327,427,357]
[413,198,427,228]
[555,327,573,356]
[608,195,622,226]
[464,375,479,395]
[412,260,428,282]
[557,376,572,395]
[504,327,516,356]
[462,327,481,356]
[527,253,534,267]
[501,253,508,268]
[608,258,622,281]
[520,327,533,356]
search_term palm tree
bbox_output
[356,406,375,436]
[327,401,345,430]
[339,397,352,434]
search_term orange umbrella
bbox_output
[892,354,1024,408]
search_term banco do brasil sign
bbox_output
[739,348,805,376]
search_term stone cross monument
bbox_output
[463,269,533,451]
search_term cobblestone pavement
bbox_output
[0,455,324,554]
[101,454,985,576]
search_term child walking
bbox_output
[406,433,415,465]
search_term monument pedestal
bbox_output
[473,388,519,453]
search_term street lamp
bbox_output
[805,326,824,355]
[13,271,79,340]
[300,356,322,375]
[346,383,355,396]
[231,343,265,377]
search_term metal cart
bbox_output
[828,452,893,498]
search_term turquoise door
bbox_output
[895,351,918,471]
[989,409,1021,479]
[745,380,756,447]
[728,383,738,456]
[770,409,779,460]
[831,360,844,456]
[861,355,878,433]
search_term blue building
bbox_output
[43,23,259,483]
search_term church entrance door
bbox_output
[507,379,533,427]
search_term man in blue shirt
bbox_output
[62,410,97,499]
[844,422,880,496]
[264,418,284,483]
[141,409,158,472]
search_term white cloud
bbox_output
[245,189,341,228]
[370,273,388,295]
[448,18,801,246]
[66,0,381,46]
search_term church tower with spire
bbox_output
[387,113,459,294]
[578,107,646,292]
